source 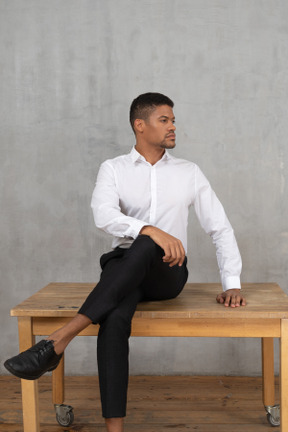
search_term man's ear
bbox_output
[134,118,145,133]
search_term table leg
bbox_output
[18,317,40,432]
[52,353,65,404]
[262,337,275,407]
[281,319,288,431]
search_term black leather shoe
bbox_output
[4,340,63,380]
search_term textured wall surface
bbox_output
[1,0,287,375]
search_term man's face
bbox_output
[142,105,176,149]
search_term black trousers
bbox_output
[78,235,188,418]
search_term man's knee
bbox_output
[99,308,132,337]
[133,234,162,258]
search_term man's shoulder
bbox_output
[101,152,131,168]
[168,154,198,170]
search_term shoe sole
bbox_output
[4,360,60,381]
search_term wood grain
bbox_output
[0,375,279,431]
[10,282,288,319]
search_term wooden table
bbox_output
[10,282,288,431]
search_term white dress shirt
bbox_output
[91,147,242,291]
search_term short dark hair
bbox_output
[129,92,174,133]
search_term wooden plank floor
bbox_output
[0,375,279,431]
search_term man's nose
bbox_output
[170,122,176,130]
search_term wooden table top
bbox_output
[10,282,288,320]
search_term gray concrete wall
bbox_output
[1,0,287,376]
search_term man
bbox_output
[5,92,245,432]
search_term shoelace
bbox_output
[31,340,54,356]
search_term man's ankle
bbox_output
[105,417,124,432]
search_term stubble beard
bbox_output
[160,139,176,149]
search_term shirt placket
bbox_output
[149,165,157,225]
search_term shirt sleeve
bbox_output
[91,161,147,239]
[193,165,242,291]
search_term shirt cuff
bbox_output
[125,220,147,239]
[222,276,241,292]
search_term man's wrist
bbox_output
[226,288,241,291]
[140,225,154,236]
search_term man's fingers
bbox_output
[162,242,185,267]
[178,255,186,266]
[178,244,186,266]
[225,294,239,307]
[224,294,232,307]
[225,294,246,307]
[162,251,171,262]
[216,293,225,304]
[162,248,174,263]
[236,295,242,306]
[143,227,186,267]
[217,290,246,307]
[171,243,185,267]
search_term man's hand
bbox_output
[216,289,246,308]
[140,226,185,267]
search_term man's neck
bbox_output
[134,144,165,165]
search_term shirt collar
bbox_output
[130,146,172,164]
